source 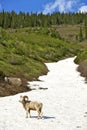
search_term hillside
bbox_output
[0,24,87,96]
[0,27,79,79]
[0,11,87,87]
[55,25,87,81]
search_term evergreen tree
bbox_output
[2,10,5,28]
[84,19,87,39]
[0,11,86,29]
[79,27,83,42]
[11,11,17,28]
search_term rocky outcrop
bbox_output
[4,77,22,87]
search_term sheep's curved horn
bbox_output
[23,96,29,101]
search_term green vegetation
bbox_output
[74,50,87,64]
[0,11,86,28]
[74,48,87,80]
[0,27,80,80]
[0,11,87,96]
[0,11,87,81]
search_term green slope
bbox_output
[0,27,80,80]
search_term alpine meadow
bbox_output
[0,11,87,96]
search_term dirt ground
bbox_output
[0,80,31,97]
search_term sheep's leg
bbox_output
[40,111,43,119]
[37,108,43,119]
[37,110,41,119]
[38,113,40,119]
[28,110,31,118]
[26,110,28,118]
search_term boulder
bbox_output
[5,77,22,87]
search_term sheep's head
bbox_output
[19,95,29,103]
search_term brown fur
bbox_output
[19,95,43,119]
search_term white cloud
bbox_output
[78,5,87,13]
[43,0,76,14]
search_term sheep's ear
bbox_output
[19,95,23,102]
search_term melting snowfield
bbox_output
[0,57,87,130]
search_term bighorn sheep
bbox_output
[19,95,43,119]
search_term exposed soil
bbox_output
[0,79,31,97]
[0,67,48,97]
[77,61,87,82]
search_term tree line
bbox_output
[0,11,87,28]
[0,11,87,40]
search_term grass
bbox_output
[1,25,87,96]
[0,27,80,80]
[1,25,87,81]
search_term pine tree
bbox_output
[84,19,87,39]
[79,27,83,42]
[11,11,16,28]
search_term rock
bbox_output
[5,77,22,87]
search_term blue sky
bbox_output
[0,0,87,14]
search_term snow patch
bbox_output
[0,57,87,130]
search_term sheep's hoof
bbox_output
[38,117,42,119]
[26,116,28,118]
